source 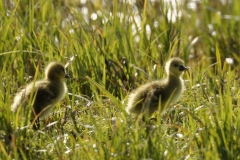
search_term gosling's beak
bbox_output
[65,74,70,78]
[179,65,189,71]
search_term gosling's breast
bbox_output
[49,80,67,103]
[166,76,184,103]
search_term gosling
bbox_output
[11,61,69,129]
[126,57,188,118]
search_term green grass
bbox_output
[1,0,240,159]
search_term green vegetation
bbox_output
[1,0,240,159]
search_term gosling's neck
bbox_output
[167,73,183,84]
[46,76,63,82]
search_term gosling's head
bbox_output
[45,62,69,80]
[165,58,188,77]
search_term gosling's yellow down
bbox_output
[126,57,188,118]
[11,61,69,129]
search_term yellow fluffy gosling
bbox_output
[11,61,69,129]
[126,57,188,118]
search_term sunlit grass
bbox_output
[0,0,240,159]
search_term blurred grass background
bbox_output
[0,0,240,159]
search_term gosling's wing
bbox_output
[127,82,164,113]
[146,85,164,106]
[29,82,58,114]
[144,80,169,109]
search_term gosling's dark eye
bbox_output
[174,64,178,67]
[60,67,65,72]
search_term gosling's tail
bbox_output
[10,89,25,112]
